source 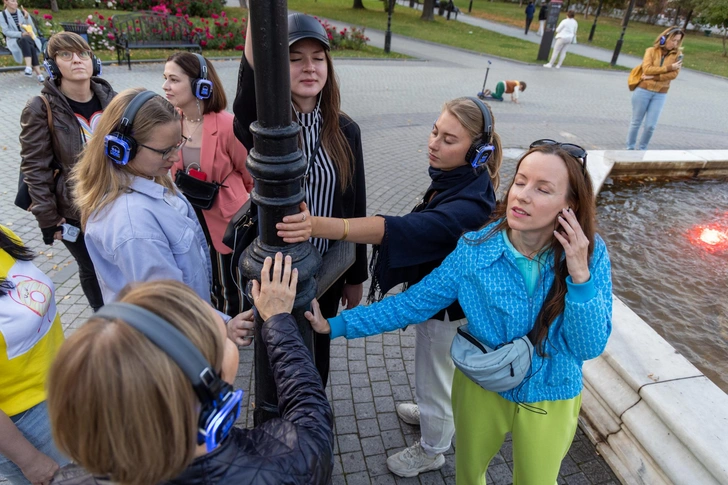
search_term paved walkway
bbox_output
[1,26,726,483]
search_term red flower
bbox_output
[214,21,221,26]
[221,11,226,17]
[211,13,219,19]
[43,14,53,20]
[201,40,207,47]
[135,27,140,32]
[107,33,116,40]
[33,9,38,14]
[235,44,244,50]
[232,17,238,22]
[98,14,105,20]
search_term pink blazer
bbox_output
[173,111,254,254]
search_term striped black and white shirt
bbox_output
[297,107,336,255]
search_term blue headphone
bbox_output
[660,27,682,46]
[95,302,243,452]
[192,53,213,100]
[465,97,496,169]
[104,90,159,165]
[43,47,102,81]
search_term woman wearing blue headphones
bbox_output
[19,31,114,313]
[163,52,254,316]
[71,88,249,339]
[47,254,334,485]
[275,97,502,478]
[626,27,684,150]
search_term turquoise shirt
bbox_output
[329,221,612,403]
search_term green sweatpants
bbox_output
[491,81,506,100]
[452,369,582,485]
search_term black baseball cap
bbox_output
[288,13,330,50]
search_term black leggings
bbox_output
[17,36,39,66]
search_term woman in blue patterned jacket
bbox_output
[305,141,613,484]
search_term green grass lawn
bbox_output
[454,0,728,77]
[283,0,625,70]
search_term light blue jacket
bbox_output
[85,177,214,308]
[330,222,613,403]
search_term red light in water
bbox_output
[688,224,728,253]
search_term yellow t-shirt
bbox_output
[0,226,64,417]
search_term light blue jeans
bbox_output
[626,87,668,150]
[0,402,69,485]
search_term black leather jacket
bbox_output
[53,314,334,485]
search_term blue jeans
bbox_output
[626,88,667,150]
[0,402,69,485]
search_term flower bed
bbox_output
[35,7,370,54]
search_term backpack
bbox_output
[628,63,643,91]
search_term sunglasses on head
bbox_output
[529,139,588,176]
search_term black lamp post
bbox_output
[588,0,604,42]
[611,0,636,66]
[243,0,322,426]
[385,0,394,53]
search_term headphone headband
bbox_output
[117,90,159,136]
[194,53,208,80]
[466,96,493,145]
[660,27,683,45]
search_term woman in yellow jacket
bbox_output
[626,27,684,150]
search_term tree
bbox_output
[421,0,435,20]
[353,0,365,9]
[695,0,728,55]
[50,0,59,12]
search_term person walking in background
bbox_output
[305,141,613,485]
[0,0,44,82]
[276,96,502,478]
[233,11,368,389]
[20,32,115,312]
[163,52,254,316]
[0,226,68,485]
[544,10,578,69]
[626,27,684,150]
[524,1,535,35]
[537,2,548,36]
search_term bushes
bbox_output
[115,0,225,17]
[319,18,370,50]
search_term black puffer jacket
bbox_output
[52,314,334,485]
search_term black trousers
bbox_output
[17,36,39,66]
[60,228,104,311]
[314,277,347,389]
[525,17,534,34]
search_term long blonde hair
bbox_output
[442,97,503,191]
[47,280,224,485]
[653,26,684,50]
[72,88,179,229]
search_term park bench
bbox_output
[434,0,460,20]
[0,14,47,59]
[110,11,201,70]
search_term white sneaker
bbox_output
[386,442,446,477]
[24,67,33,77]
[37,73,45,83]
[543,63,552,68]
[555,65,561,69]
[396,402,420,425]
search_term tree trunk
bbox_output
[50,0,59,12]
[723,29,727,56]
[683,9,692,30]
[584,0,590,19]
[673,6,679,24]
[421,0,435,20]
[353,0,365,8]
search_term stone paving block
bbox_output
[361,436,386,456]
[578,459,616,483]
[349,347,366,360]
[419,470,447,484]
[381,429,406,450]
[336,415,360,435]
[353,386,374,403]
[369,367,389,382]
[365,453,390,477]
[331,370,351,386]
[347,471,373,485]
[367,355,385,367]
[374,396,396,413]
[334,399,356,417]
[488,463,513,485]
[331,357,349,371]
[351,373,372,387]
[371,475,397,485]
[355,402,377,419]
[385,358,405,372]
[341,451,368,474]
[350,360,369,374]
[377,412,400,431]
[339,433,363,453]
[383,346,402,358]
[391,384,413,402]
[565,472,592,485]
[372,380,392,397]
[333,384,353,401]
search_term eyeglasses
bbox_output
[139,136,187,160]
[56,50,92,61]
[529,139,588,176]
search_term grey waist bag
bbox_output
[450,324,534,393]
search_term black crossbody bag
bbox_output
[175,166,232,210]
